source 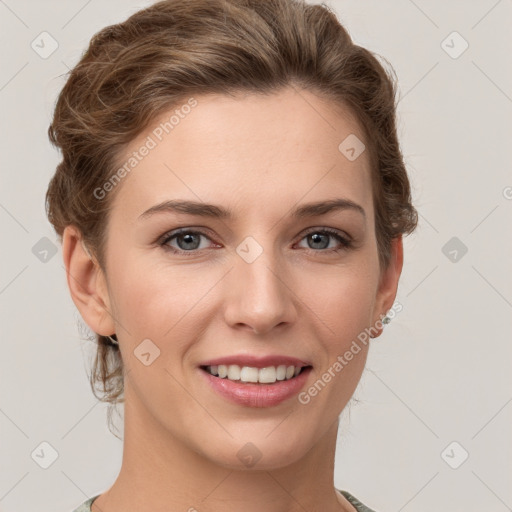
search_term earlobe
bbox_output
[371,236,404,338]
[61,225,116,336]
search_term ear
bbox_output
[371,235,404,339]
[61,225,116,336]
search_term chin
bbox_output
[198,433,310,471]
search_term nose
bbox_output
[223,244,298,335]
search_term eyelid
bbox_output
[300,226,351,240]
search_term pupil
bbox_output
[310,233,328,249]
[180,233,199,250]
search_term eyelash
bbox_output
[157,227,353,256]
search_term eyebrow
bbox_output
[138,198,366,221]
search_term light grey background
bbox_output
[1,1,511,511]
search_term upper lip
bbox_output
[199,354,312,369]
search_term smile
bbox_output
[201,364,310,384]
[199,364,313,408]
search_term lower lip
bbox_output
[199,367,312,408]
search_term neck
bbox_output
[93,382,355,512]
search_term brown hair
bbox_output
[46,0,418,421]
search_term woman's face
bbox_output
[69,86,402,470]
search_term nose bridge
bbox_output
[224,235,296,333]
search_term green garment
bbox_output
[72,489,377,511]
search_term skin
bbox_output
[63,86,403,512]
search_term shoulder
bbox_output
[71,495,100,512]
[337,489,379,512]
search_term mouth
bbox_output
[199,363,313,407]
[199,364,313,385]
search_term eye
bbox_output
[158,227,353,256]
[296,228,353,253]
[159,229,216,255]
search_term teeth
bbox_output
[227,365,240,380]
[259,367,277,384]
[205,364,305,383]
[276,365,287,380]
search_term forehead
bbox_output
[109,87,373,220]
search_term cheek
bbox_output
[295,272,375,414]
[297,263,378,339]
[107,255,214,351]
[110,261,200,414]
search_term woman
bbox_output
[46,0,418,510]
